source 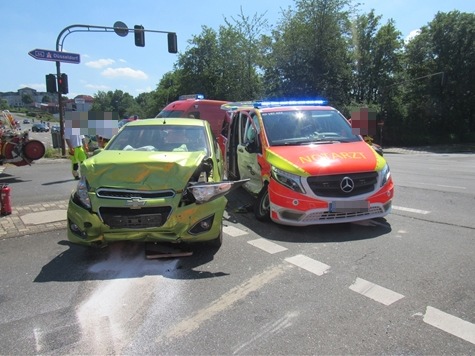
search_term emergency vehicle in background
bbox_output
[156,94,228,137]
[222,100,394,226]
[0,110,45,168]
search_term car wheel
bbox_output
[254,185,270,221]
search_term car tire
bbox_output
[254,185,270,221]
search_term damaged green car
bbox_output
[67,118,246,249]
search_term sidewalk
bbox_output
[0,199,68,240]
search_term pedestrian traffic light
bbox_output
[58,73,69,94]
[134,25,145,47]
[46,74,57,93]
[168,32,178,53]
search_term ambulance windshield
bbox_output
[262,110,360,146]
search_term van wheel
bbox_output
[254,186,270,221]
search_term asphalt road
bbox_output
[0,152,474,354]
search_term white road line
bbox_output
[349,277,404,306]
[248,238,288,254]
[413,182,466,190]
[284,254,330,276]
[423,306,475,345]
[392,206,430,214]
[224,225,248,237]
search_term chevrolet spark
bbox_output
[67,118,245,249]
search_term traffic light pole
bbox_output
[54,22,178,156]
[55,60,65,156]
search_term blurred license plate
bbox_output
[330,200,369,213]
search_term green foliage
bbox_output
[0,99,9,110]
[86,1,474,147]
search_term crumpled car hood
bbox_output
[83,150,207,190]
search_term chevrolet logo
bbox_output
[125,198,146,209]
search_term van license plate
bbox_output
[330,200,369,213]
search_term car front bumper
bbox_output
[268,179,394,226]
[67,194,226,247]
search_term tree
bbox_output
[404,11,475,143]
[91,90,139,119]
[262,0,354,106]
[21,94,33,106]
[0,99,9,110]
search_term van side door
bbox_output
[237,112,263,195]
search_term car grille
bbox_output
[99,206,172,229]
[97,188,175,199]
[307,171,378,198]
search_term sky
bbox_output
[0,0,473,99]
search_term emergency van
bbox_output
[156,94,228,137]
[222,100,394,226]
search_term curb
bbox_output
[0,199,68,240]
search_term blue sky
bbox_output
[1,0,473,99]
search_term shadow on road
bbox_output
[34,240,228,283]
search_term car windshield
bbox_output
[261,109,360,146]
[106,124,209,154]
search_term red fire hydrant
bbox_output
[1,184,12,216]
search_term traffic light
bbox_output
[134,25,145,47]
[58,73,68,94]
[46,74,57,93]
[168,32,178,53]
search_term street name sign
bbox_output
[28,49,80,64]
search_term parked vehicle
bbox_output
[156,94,228,137]
[23,119,31,124]
[31,123,49,132]
[67,118,246,249]
[222,99,394,226]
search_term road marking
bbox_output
[285,254,330,276]
[423,306,475,345]
[413,182,466,190]
[156,264,289,344]
[224,225,248,237]
[349,277,404,306]
[392,206,430,214]
[248,238,288,254]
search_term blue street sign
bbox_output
[28,48,80,64]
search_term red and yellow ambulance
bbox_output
[222,100,394,226]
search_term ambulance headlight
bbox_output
[271,166,305,194]
[75,176,91,209]
[380,164,391,187]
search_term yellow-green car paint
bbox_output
[67,118,240,248]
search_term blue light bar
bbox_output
[254,99,328,108]
[179,94,205,100]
